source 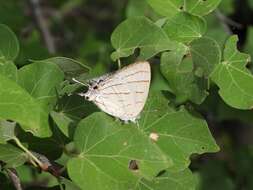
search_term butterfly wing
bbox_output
[94,61,151,122]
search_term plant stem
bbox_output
[13,137,44,168]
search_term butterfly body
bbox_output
[78,61,151,122]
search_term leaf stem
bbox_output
[13,137,44,168]
[117,59,121,69]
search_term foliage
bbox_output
[0,0,253,190]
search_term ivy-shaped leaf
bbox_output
[211,35,253,109]
[160,46,208,104]
[0,74,51,137]
[111,16,178,61]
[68,112,172,190]
[163,12,207,43]
[139,92,219,171]
[0,143,27,168]
[0,24,19,60]
[137,169,197,190]
[18,61,64,109]
[147,0,221,18]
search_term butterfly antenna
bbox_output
[72,78,88,86]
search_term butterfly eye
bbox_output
[85,95,90,100]
[93,85,98,90]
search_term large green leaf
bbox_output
[160,46,208,104]
[111,17,178,61]
[0,74,51,137]
[137,169,197,190]
[211,35,253,109]
[163,12,206,44]
[147,0,221,18]
[67,112,172,190]
[139,92,219,171]
[18,62,64,108]
[0,143,27,168]
[0,24,19,60]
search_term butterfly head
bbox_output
[81,82,100,101]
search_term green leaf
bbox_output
[190,37,221,77]
[57,94,98,121]
[0,120,16,144]
[50,111,74,138]
[139,92,219,171]
[67,112,172,190]
[18,61,64,108]
[61,178,82,190]
[40,57,90,80]
[0,143,27,168]
[111,16,178,61]
[147,0,221,18]
[185,0,222,16]
[147,0,183,19]
[0,24,19,60]
[0,58,17,81]
[163,12,206,43]
[211,35,253,109]
[160,46,208,104]
[137,169,197,190]
[126,0,159,19]
[0,74,51,137]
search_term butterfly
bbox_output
[73,61,151,123]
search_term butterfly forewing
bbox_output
[85,61,151,122]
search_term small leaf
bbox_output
[211,35,253,109]
[147,0,221,18]
[160,46,208,104]
[190,37,221,77]
[0,74,51,137]
[0,143,27,168]
[163,12,206,43]
[0,24,19,60]
[0,120,16,144]
[111,17,179,61]
[147,0,183,19]
[185,0,222,16]
[40,57,90,80]
[18,61,64,108]
[126,0,159,19]
[139,92,219,171]
[67,112,172,190]
[0,58,17,81]
[50,111,74,138]
[137,169,197,190]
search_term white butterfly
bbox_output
[73,61,151,122]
